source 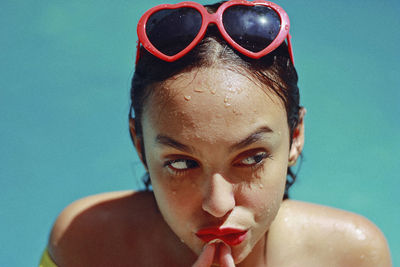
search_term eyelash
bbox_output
[235,151,271,170]
[163,151,271,175]
[163,158,199,175]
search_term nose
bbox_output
[202,173,235,218]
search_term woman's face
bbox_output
[140,66,293,264]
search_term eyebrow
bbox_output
[229,126,273,152]
[155,126,273,154]
[155,135,194,153]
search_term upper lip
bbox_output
[196,227,246,236]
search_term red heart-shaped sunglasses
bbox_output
[136,0,294,65]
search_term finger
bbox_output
[219,243,235,267]
[192,243,216,267]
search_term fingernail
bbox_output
[202,241,214,252]
[208,239,223,245]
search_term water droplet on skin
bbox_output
[172,191,177,195]
[210,89,216,95]
[355,228,366,240]
[224,96,229,103]
[224,102,231,107]
[184,95,191,101]
[259,184,264,189]
[180,239,185,243]
[284,217,289,222]
[194,88,204,93]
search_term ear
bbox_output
[129,118,146,168]
[288,107,306,167]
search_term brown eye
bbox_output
[240,151,269,166]
[167,159,199,170]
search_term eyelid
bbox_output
[233,149,270,167]
[163,154,198,165]
[163,156,200,174]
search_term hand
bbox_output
[192,242,215,267]
[219,243,235,267]
[192,241,235,267]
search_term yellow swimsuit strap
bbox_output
[39,248,58,267]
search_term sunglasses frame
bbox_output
[136,0,294,65]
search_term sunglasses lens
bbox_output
[146,8,202,56]
[223,5,281,53]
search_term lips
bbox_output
[196,227,248,246]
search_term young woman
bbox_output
[40,1,392,266]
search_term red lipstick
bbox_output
[196,227,247,246]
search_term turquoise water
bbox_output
[1,0,399,266]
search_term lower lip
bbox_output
[196,231,248,246]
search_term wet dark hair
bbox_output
[129,2,301,199]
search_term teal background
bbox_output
[1,0,399,266]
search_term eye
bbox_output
[165,159,199,171]
[238,151,269,166]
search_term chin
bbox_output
[234,226,268,264]
[232,243,253,264]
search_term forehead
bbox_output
[143,67,288,143]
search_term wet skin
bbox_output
[48,66,392,267]
[137,66,298,265]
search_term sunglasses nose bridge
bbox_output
[204,12,219,26]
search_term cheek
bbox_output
[151,179,190,238]
[150,172,205,246]
[240,184,282,225]
[239,161,287,223]
[149,167,199,220]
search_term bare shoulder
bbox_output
[268,200,392,267]
[48,190,163,266]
